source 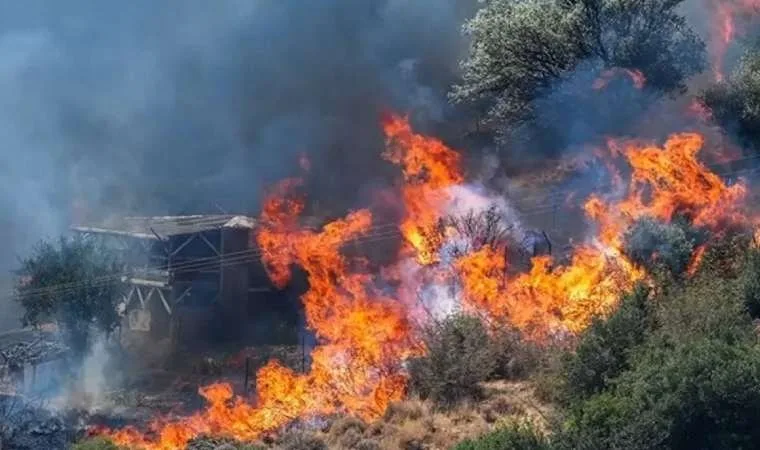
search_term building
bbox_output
[70,215,300,350]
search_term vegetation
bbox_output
[14,235,124,356]
[71,438,124,450]
[407,314,497,405]
[701,41,760,152]
[451,0,704,143]
[407,313,541,406]
[454,420,549,450]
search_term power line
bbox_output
[5,154,760,304]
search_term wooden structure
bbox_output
[71,215,284,347]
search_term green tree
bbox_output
[15,236,124,356]
[451,0,704,140]
[701,42,760,152]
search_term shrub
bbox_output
[276,429,327,450]
[559,339,760,450]
[407,314,497,406]
[185,435,265,450]
[489,326,542,380]
[622,217,697,281]
[562,285,653,402]
[654,274,752,346]
[453,420,549,450]
[739,247,760,319]
[72,438,121,450]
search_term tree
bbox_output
[701,42,760,152]
[451,0,704,143]
[15,236,124,356]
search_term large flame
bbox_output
[100,116,755,448]
[382,114,464,264]
[455,133,748,338]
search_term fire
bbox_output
[592,67,646,90]
[382,114,464,264]
[103,177,419,449]
[706,0,760,81]
[455,133,748,337]
[99,117,755,448]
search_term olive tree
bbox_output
[451,0,704,140]
[15,236,124,356]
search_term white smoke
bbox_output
[50,333,116,413]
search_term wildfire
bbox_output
[99,116,755,449]
[382,114,464,264]
[456,133,748,337]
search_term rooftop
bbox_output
[70,215,258,240]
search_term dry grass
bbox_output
[283,380,553,450]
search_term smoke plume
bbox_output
[0,0,478,330]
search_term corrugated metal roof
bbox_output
[71,215,257,240]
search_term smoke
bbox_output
[0,0,479,330]
[50,333,116,413]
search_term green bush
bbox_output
[622,217,698,281]
[72,437,121,450]
[562,285,653,401]
[740,248,760,319]
[407,314,497,406]
[654,274,752,346]
[559,339,760,450]
[453,421,549,450]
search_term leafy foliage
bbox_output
[562,285,653,402]
[72,437,123,450]
[15,236,124,355]
[555,237,760,449]
[558,339,760,450]
[740,247,760,319]
[454,420,549,450]
[452,0,704,140]
[622,217,699,281]
[701,42,760,151]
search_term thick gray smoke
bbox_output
[0,0,478,330]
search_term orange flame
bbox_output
[592,67,646,91]
[456,133,749,338]
[382,114,464,264]
[100,118,756,448]
[102,178,420,449]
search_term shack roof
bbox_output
[70,215,257,240]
